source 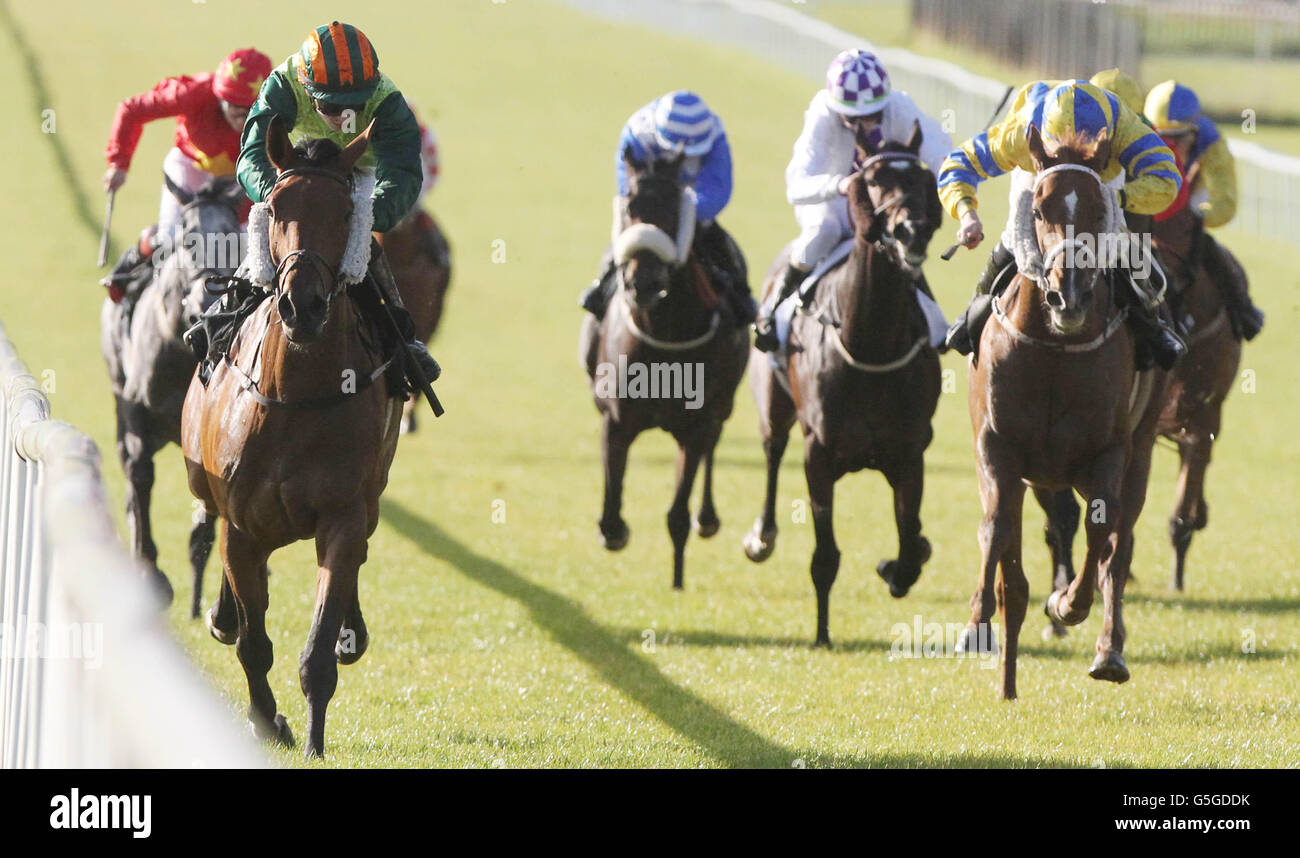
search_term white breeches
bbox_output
[157,147,215,238]
[790,197,853,269]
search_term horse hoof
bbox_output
[601,522,630,552]
[742,520,777,563]
[876,560,915,598]
[1088,652,1130,684]
[693,514,720,539]
[205,606,237,646]
[148,568,174,609]
[955,623,999,656]
[251,714,295,748]
[1041,620,1068,641]
[1045,589,1086,625]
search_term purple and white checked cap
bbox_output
[825,49,891,117]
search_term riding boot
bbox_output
[367,238,442,385]
[698,221,757,324]
[1200,233,1263,341]
[101,226,158,305]
[579,255,618,319]
[1120,278,1187,371]
[753,262,807,353]
[944,241,1014,356]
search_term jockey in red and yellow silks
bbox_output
[1145,80,1263,340]
[938,79,1187,369]
[101,48,271,300]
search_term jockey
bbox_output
[398,97,448,266]
[940,79,1188,369]
[579,90,756,325]
[101,48,271,303]
[753,49,952,352]
[1145,80,1262,340]
[233,21,440,384]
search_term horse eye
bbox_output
[865,178,880,188]
[1032,208,1043,220]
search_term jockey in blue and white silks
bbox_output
[580,91,756,323]
[754,49,952,351]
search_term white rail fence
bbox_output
[564,0,1300,246]
[0,321,262,768]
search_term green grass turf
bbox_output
[1,0,1298,767]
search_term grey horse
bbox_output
[99,174,244,615]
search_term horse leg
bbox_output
[301,510,367,758]
[188,511,216,619]
[1047,445,1126,628]
[118,400,172,606]
[1034,487,1078,639]
[997,491,1029,699]
[959,444,1022,661]
[667,429,712,590]
[223,521,292,746]
[1169,425,1214,592]
[400,395,417,435]
[805,440,840,648]
[1093,429,1158,683]
[693,449,720,538]
[206,566,239,645]
[878,453,931,598]
[598,414,634,551]
[743,363,796,563]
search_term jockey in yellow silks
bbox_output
[1145,80,1262,340]
[939,79,1187,369]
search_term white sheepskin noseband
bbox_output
[611,185,697,267]
[242,169,377,287]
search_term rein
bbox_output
[620,296,721,351]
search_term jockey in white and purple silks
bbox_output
[754,49,952,351]
[580,90,756,324]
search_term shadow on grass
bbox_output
[0,0,107,249]
[611,626,895,654]
[380,498,1099,768]
[1128,592,1300,615]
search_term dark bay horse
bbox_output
[578,147,748,590]
[743,125,943,648]
[182,119,403,757]
[378,209,451,434]
[964,126,1168,698]
[100,175,244,613]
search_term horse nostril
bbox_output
[1045,290,1065,310]
[277,293,296,325]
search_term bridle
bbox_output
[853,151,931,271]
[1026,163,1114,300]
[267,166,354,302]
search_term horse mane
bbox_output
[1042,128,1108,163]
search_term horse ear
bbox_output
[854,121,878,160]
[1085,126,1111,172]
[266,113,293,173]
[924,168,943,228]
[221,177,247,207]
[622,142,643,174]
[338,119,374,174]
[1027,124,1049,171]
[905,119,923,154]
[163,171,194,206]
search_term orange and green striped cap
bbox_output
[296,22,379,104]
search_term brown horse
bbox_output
[578,147,748,589]
[743,126,943,648]
[378,208,451,434]
[182,118,403,757]
[963,126,1168,698]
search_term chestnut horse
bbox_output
[1032,202,1244,617]
[963,126,1167,698]
[182,119,403,757]
[578,148,748,590]
[379,209,451,434]
[743,126,942,648]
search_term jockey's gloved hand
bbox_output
[957,210,984,249]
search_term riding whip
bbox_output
[367,278,445,418]
[941,84,1017,262]
[97,189,116,267]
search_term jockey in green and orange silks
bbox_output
[231,21,440,385]
[938,79,1187,369]
[1145,80,1263,340]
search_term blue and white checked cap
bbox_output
[825,49,891,117]
[653,91,720,157]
